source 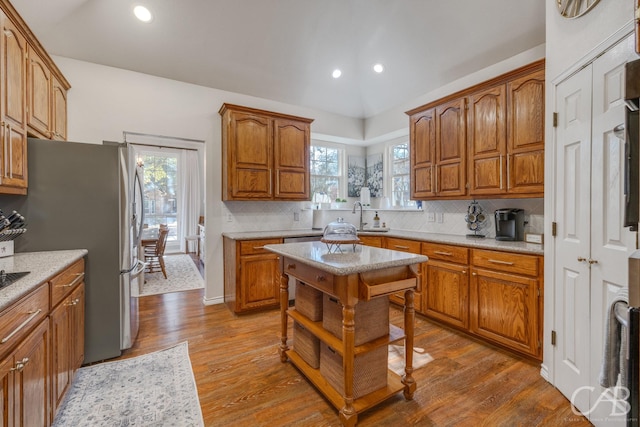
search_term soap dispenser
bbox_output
[373,211,380,228]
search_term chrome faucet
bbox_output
[352,201,367,231]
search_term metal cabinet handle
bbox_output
[7,123,11,178]
[434,251,452,256]
[287,263,296,270]
[1,309,42,343]
[394,245,410,250]
[488,259,514,266]
[316,275,326,282]
[59,273,84,288]
[253,246,265,250]
[577,257,587,262]
[588,259,599,265]
[499,154,504,190]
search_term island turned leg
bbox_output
[279,272,290,363]
[402,289,416,400]
[339,302,357,427]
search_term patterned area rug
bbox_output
[140,254,204,296]
[53,342,203,427]
[388,344,434,376]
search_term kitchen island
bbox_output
[265,241,428,427]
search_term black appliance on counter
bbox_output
[494,208,525,241]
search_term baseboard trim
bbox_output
[203,295,224,306]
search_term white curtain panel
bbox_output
[180,150,201,252]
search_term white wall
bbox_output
[54,56,364,305]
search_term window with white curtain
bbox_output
[127,132,203,254]
[310,145,344,202]
[389,143,413,207]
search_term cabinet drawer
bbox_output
[423,243,468,264]
[284,258,334,294]
[0,285,49,357]
[471,249,539,276]
[385,237,421,253]
[240,239,283,255]
[51,258,85,307]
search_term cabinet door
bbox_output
[470,267,540,358]
[14,320,50,427]
[227,111,273,199]
[468,85,507,196]
[51,77,67,141]
[507,69,545,195]
[410,109,436,198]
[27,45,51,138]
[435,98,466,197]
[50,297,72,413]
[239,253,280,311]
[273,118,309,200]
[0,14,28,192]
[424,260,469,329]
[0,351,15,426]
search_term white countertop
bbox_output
[264,241,428,276]
[223,229,544,255]
[0,249,88,311]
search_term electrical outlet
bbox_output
[293,211,300,221]
[226,213,233,222]
[436,213,444,223]
[426,212,435,222]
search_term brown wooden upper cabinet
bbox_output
[0,9,28,194]
[219,103,313,201]
[27,44,70,141]
[0,0,70,195]
[408,60,544,200]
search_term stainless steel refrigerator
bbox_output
[0,137,145,364]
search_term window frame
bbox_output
[310,144,345,203]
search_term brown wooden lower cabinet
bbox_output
[385,237,542,360]
[423,260,469,329]
[224,237,283,313]
[0,256,85,427]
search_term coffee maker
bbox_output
[494,209,525,241]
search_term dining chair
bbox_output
[144,225,170,279]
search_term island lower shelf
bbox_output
[286,348,406,414]
[287,308,406,356]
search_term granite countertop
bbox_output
[223,229,544,255]
[0,249,88,311]
[264,241,428,276]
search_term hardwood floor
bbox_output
[118,289,591,426]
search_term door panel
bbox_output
[588,34,638,424]
[554,64,593,413]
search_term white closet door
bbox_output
[554,64,593,414]
[589,34,638,425]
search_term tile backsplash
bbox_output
[221,198,544,239]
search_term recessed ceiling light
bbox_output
[133,5,153,23]
[373,64,384,73]
[332,69,342,79]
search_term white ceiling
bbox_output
[10,0,545,119]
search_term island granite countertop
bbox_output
[264,241,428,276]
[223,229,544,255]
[0,249,88,311]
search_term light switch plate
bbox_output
[525,233,543,244]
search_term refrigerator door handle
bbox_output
[121,259,147,276]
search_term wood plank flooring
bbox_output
[119,289,591,426]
